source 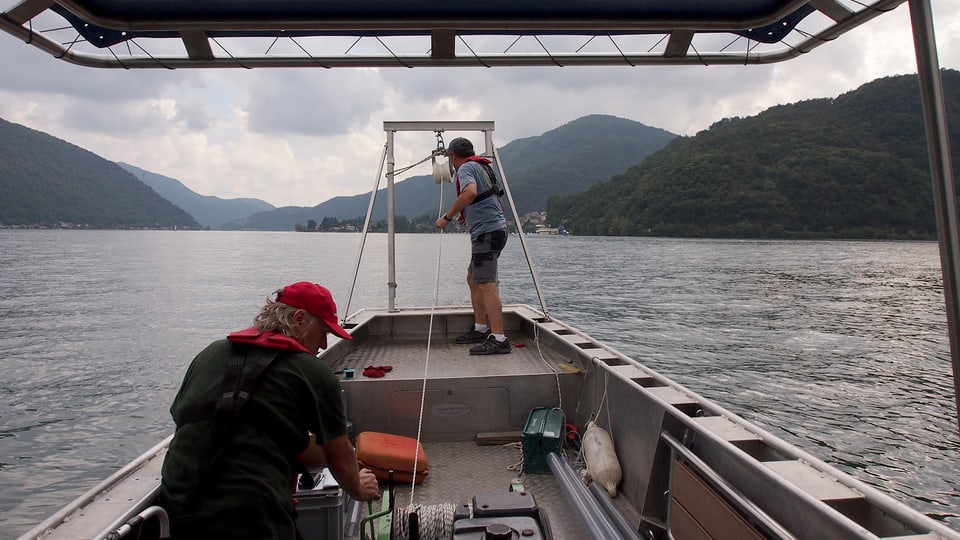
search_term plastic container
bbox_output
[294,471,344,540]
[521,407,565,474]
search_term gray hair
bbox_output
[253,288,313,341]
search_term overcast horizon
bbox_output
[1,1,958,208]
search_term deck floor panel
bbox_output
[331,339,569,379]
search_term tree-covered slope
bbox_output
[226,114,677,230]
[496,114,678,212]
[548,71,960,239]
[118,162,274,229]
[0,118,199,229]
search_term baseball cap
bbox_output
[277,282,353,340]
[447,137,475,157]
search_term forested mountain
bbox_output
[6,67,956,238]
[548,71,960,239]
[118,162,274,228]
[0,118,198,229]
[224,115,677,230]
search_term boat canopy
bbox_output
[0,0,903,69]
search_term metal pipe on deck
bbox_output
[587,482,642,540]
[545,453,622,540]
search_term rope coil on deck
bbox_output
[393,503,457,540]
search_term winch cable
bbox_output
[391,175,458,540]
[407,160,448,506]
[392,152,436,178]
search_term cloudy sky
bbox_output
[0,1,958,208]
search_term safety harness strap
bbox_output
[469,160,503,205]
[218,346,279,415]
[180,344,283,515]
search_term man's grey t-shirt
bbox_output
[458,160,506,235]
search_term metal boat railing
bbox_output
[18,435,173,540]
[660,432,796,540]
[590,354,960,538]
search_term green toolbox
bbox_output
[522,407,565,474]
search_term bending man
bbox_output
[160,281,380,539]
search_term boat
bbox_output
[4,1,960,540]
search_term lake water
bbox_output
[1,230,958,537]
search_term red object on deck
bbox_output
[356,431,429,484]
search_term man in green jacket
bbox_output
[160,281,380,539]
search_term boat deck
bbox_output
[324,309,642,539]
[347,441,642,540]
[329,335,570,379]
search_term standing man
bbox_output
[436,137,512,355]
[160,281,380,539]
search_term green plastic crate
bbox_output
[521,407,565,474]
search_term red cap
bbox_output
[277,282,352,341]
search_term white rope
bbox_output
[407,181,448,507]
[570,359,615,470]
[503,441,524,472]
[393,503,457,540]
[589,364,615,446]
[392,152,436,177]
[531,322,564,412]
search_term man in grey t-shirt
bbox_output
[435,137,512,355]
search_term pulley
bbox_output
[432,158,453,184]
[431,130,453,184]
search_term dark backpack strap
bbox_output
[470,162,504,205]
[219,346,280,415]
[214,346,248,415]
[181,345,283,515]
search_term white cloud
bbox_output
[0,1,956,207]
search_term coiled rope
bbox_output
[393,503,458,540]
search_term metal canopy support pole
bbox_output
[907,0,960,429]
[386,129,397,311]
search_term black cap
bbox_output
[447,137,475,157]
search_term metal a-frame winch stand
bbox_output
[340,121,550,321]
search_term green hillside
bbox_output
[225,114,677,230]
[118,162,274,229]
[0,118,199,229]
[548,71,960,239]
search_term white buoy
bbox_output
[582,421,622,497]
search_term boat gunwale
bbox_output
[18,435,172,540]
